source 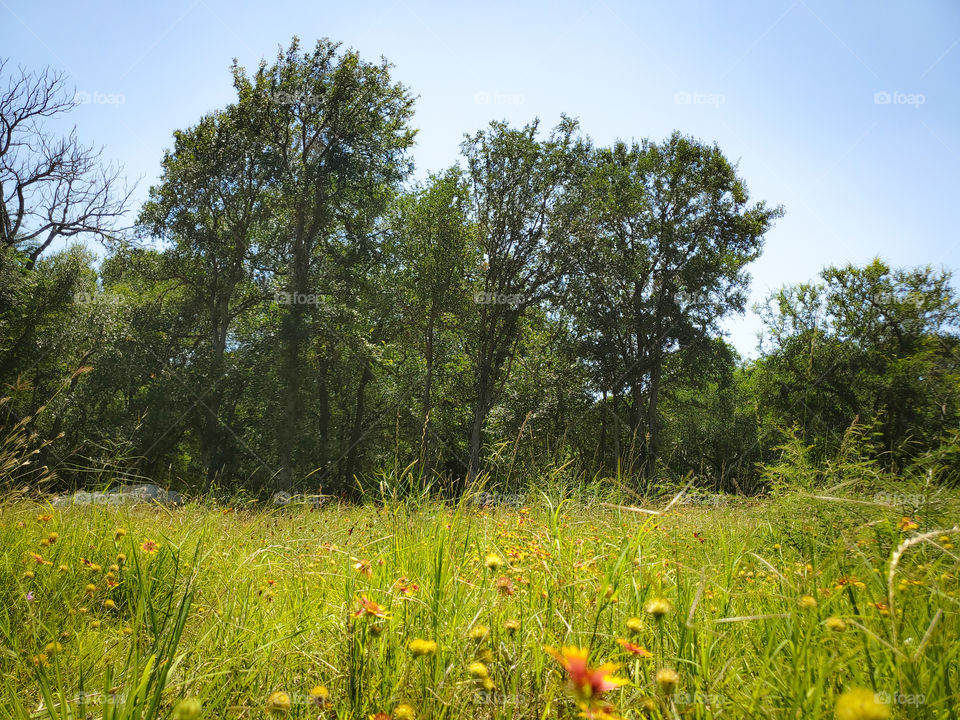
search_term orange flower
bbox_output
[140,540,159,554]
[352,558,373,577]
[352,595,390,619]
[616,638,652,657]
[898,517,918,532]
[545,646,628,702]
[495,575,515,596]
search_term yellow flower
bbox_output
[467,661,489,678]
[825,616,847,632]
[44,641,63,655]
[798,595,817,609]
[655,667,680,695]
[172,698,202,720]
[626,617,645,635]
[408,638,438,657]
[644,597,672,618]
[836,688,891,720]
[23,570,35,580]
[104,599,116,610]
[485,553,504,571]
[115,528,127,540]
[309,685,331,708]
[504,619,521,634]
[393,704,415,720]
[266,691,292,714]
[468,625,490,642]
[140,539,159,554]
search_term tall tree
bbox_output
[138,103,272,491]
[0,59,129,269]
[571,133,782,479]
[232,38,416,489]
[461,117,587,484]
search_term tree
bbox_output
[570,133,781,480]
[138,103,272,491]
[385,168,475,482]
[0,59,130,270]
[460,117,587,484]
[232,38,416,488]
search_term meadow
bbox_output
[3,485,958,720]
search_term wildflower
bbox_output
[835,688,891,720]
[24,591,34,602]
[37,514,52,523]
[116,553,126,564]
[58,564,69,573]
[544,646,628,702]
[172,698,202,720]
[897,517,918,532]
[90,620,101,629]
[655,668,680,695]
[495,575,515,596]
[468,625,489,642]
[504,619,521,634]
[352,558,373,577]
[266,691,292,714]
[798,595,817,609]
[140,539,159,554]
[370,714,390,720]
[309,685,331,708]
[44,641,62,655]
[467,661,489,678]
[393,704,415,720]
[616,638,652,657]
[104,599,116,610]
[47,532,59,543]
[109,564,120,573]
[625,617,644,635]
[352,595,390,619]
[23,570,35,580]
[408,638,438,657]
[85,583,97,595]
[485,553,504,571]
[115,528,126,541]
[644,597,672,618]
[825,616,847,632]
[122,626,133,635]
[393,577,420,595]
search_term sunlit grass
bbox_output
[2,490,958,719]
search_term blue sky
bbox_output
[3,0,958,356]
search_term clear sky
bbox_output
[3,0,958,357]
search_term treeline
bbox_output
[1,41,958,497]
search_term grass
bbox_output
[1,487,958,719]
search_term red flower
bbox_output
[616,638,652,657]
[545,646,628,702]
